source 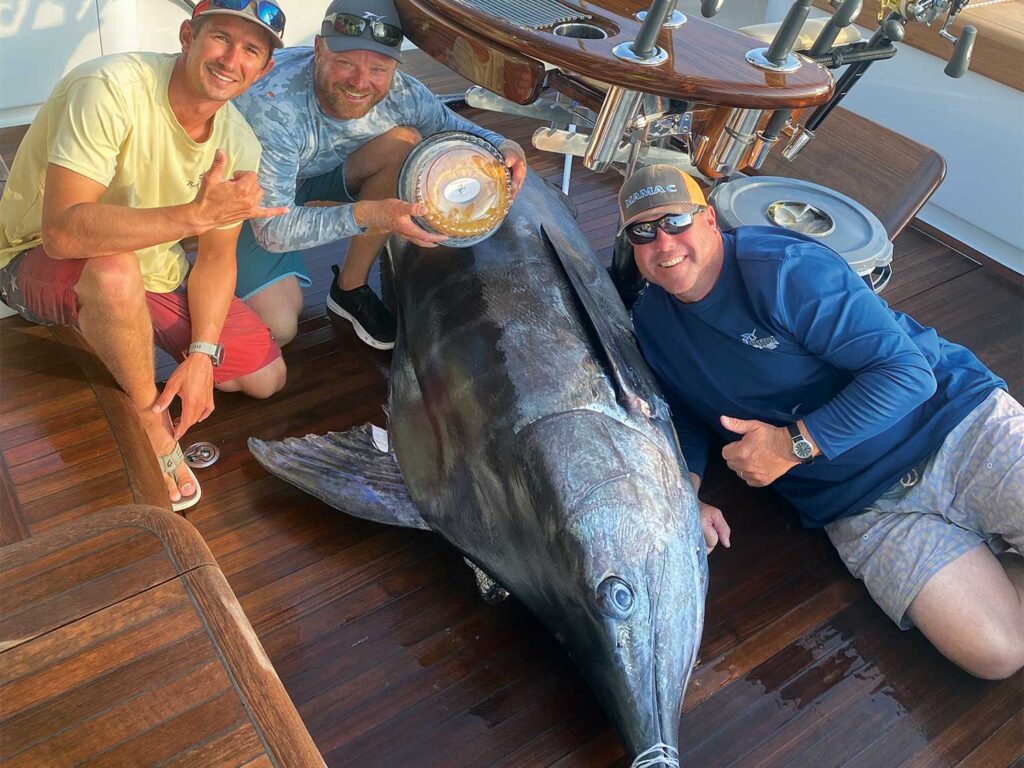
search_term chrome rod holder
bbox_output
[582,86,644,173]
[745,47,802,72]
[612,42,669,65]
[636,9,687,27]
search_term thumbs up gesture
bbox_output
[192,149,288,232]
[719,415,800,487]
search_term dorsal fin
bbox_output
[541,222,656,418]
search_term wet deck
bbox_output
[1,51,1022,768]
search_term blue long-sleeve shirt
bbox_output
[632,226,1003,527]
[232,47,506,253]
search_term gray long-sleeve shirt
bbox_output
[232,47,506,253]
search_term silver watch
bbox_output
[786,423,814,464]
[188,341,224,367]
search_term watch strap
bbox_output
[188,341,223,367]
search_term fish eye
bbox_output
[596,576,635,619]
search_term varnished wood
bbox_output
[0,506,324,767]
[0,454,30,546]
[49,327,171,511]
[913,216,1024,287]
[546,69,608,112]
[0,505,214,647]
[395,0,546,104]
[398,0,835,108]
[811,0,1024,92]
[185,566,329,768]
[757,106,946,240]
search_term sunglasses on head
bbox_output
[325,12,403,47]
[197,0,286,34]
[625,210,702,245]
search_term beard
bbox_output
[314,66,389,120]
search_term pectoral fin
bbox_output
[248,425,429,530]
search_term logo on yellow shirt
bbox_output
[186,171,207,191]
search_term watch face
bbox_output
[398,132,512,248]
[794,439,813,460]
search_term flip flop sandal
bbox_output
[157,442,202,513]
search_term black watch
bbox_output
[786,423,814,464]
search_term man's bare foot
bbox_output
[138,408,196,505]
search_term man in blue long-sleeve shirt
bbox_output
[621,164,1022,679]
[231,0,526,349]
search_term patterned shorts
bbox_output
[826,388,1023,629]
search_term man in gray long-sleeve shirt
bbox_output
[232,0,526,349]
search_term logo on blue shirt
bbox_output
[741,329,780,350]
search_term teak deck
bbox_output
[1,51,1022,768]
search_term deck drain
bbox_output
[184,442,220,468]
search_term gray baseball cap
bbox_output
[321,0,404,63]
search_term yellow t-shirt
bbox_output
[0,53,261,293]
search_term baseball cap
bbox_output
[321,0,405,63]
[617,165,706,234]
[192,0,286,49]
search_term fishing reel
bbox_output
[882,0,969,28]
[876,0,977,76]
[777,0,978,161]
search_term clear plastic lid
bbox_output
[399,133,512,247]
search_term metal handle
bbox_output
[944,25,976,78]
[701,0,724,18]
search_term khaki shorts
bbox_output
[826,389,1023,629]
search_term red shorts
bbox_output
[0,246,281,384]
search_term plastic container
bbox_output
[398,132,512,247]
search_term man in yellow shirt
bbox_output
[0,0,290,511]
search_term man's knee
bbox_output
[964,628,1024,680]
[77,253,146,313]
[268,317,299,347]
[231,356,287,399]
[244,281,302,347]
[372,126,422,167]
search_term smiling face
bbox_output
[313,39,397,120]
[632,205,725,303]
[178,15,274,104]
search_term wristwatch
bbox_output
[188,341,224,367]
[786,423,814,464]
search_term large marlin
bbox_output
[250,172,708,767]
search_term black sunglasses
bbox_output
[202,0,286,34]
[325,12,403,47]
[625,211,702,245]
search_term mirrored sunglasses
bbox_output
[625,211,701,245]
[325,12,403,47]
[198,0,286,34]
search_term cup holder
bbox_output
[552,22,608,40]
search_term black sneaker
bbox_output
[326,265,396,350]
